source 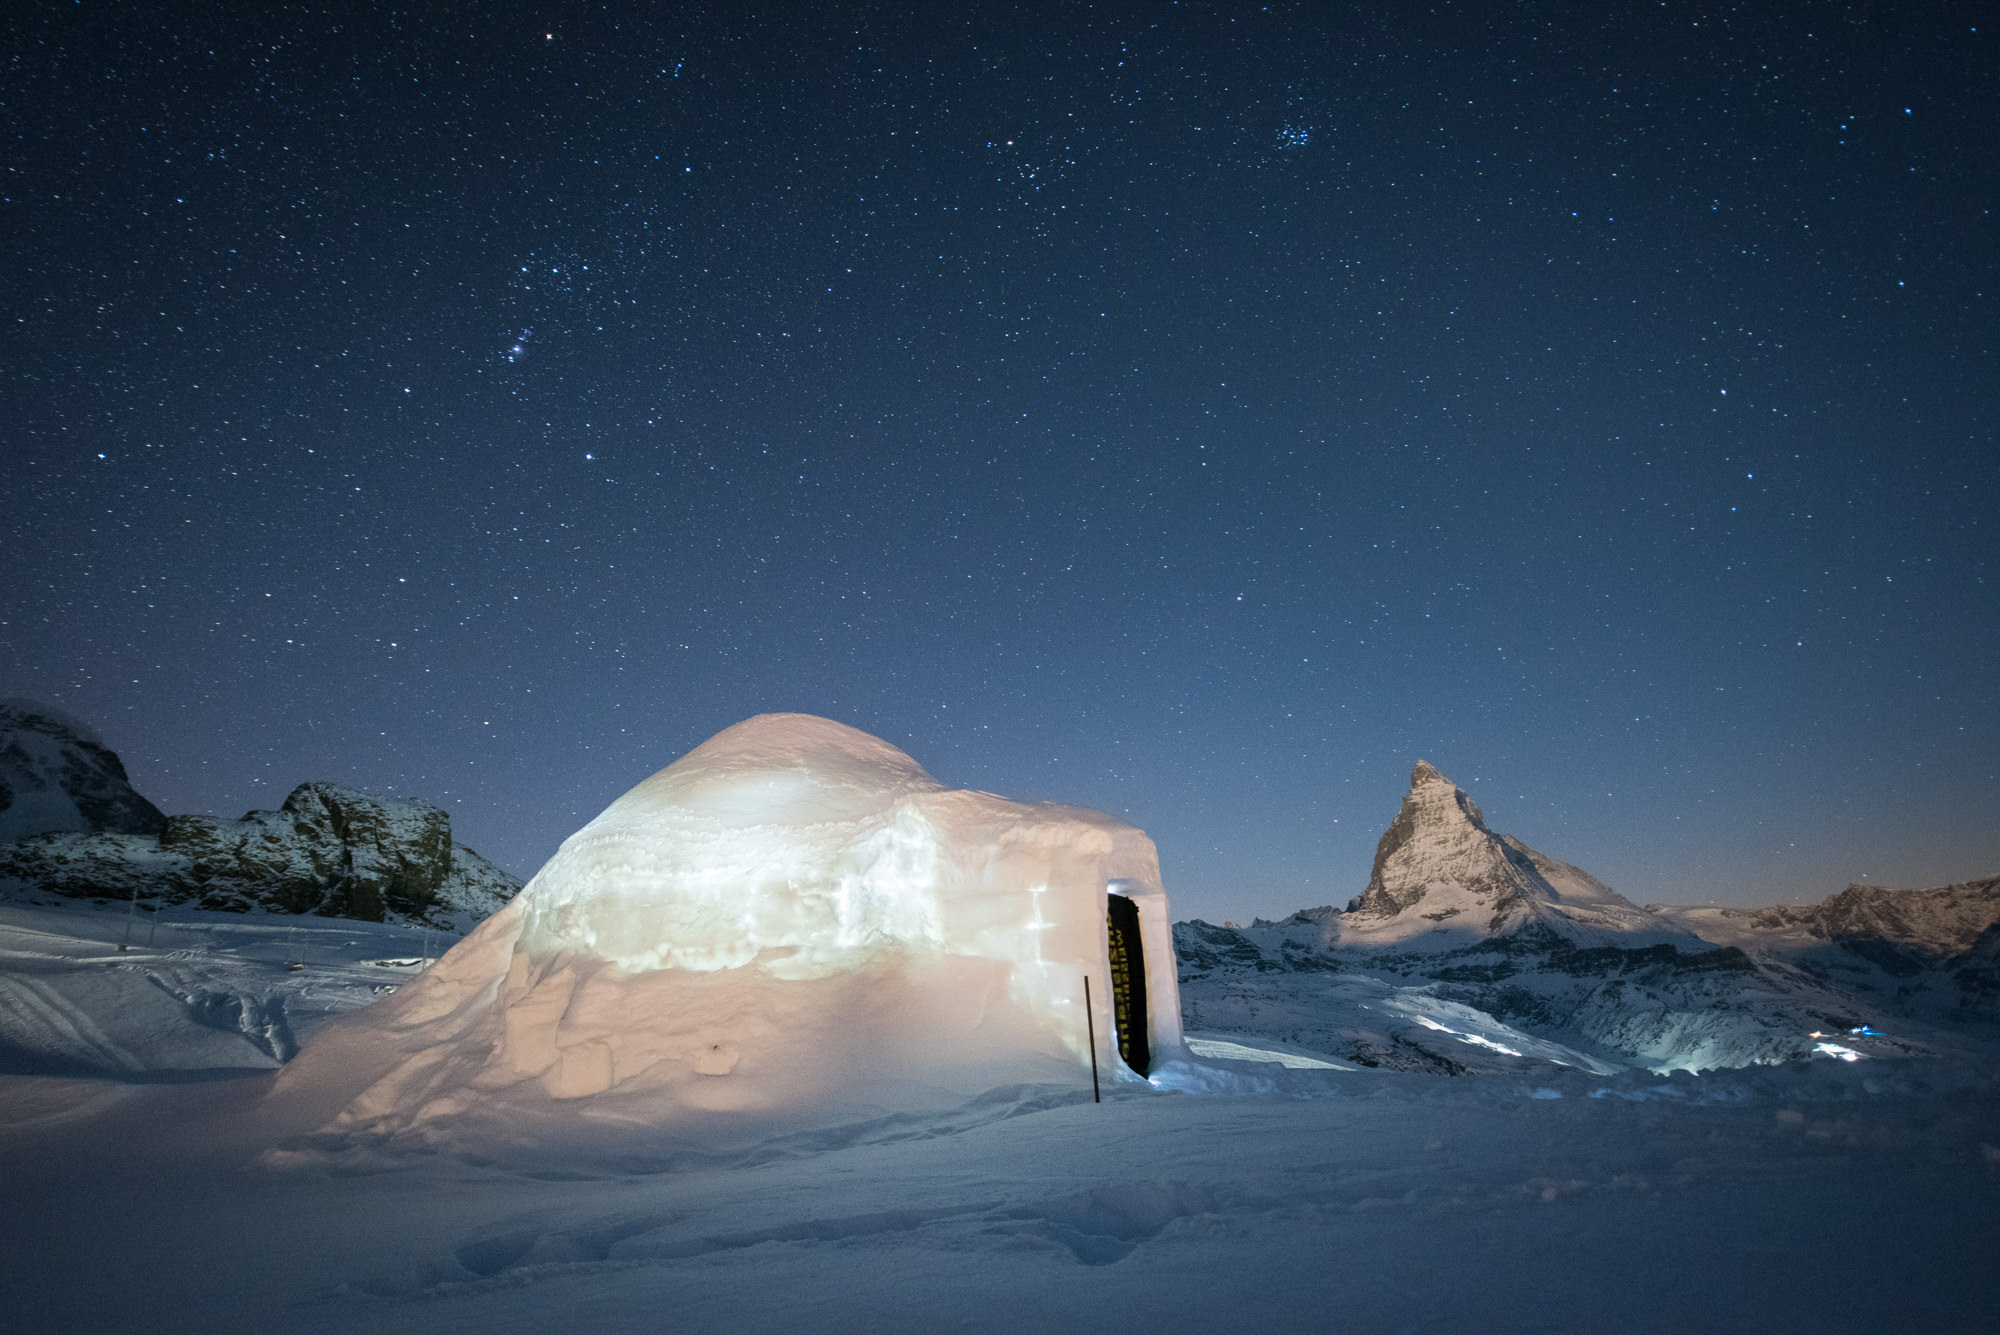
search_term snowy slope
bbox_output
[1174,914,1916,1075]
[0,898,457,1077]
[0,698,166,843]
[1,886,1992,1333]
[1176,935,1624,1076]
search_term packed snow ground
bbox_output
[2,899,1997,1334]
[0,899,444,1078]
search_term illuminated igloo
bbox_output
[286,714,1182,1144]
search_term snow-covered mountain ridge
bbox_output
[1649,877,2000,1024]
[1651,877,2000,966]
[1176,762,1998,1074]
[0,782,520,929]
[0,702,519,929]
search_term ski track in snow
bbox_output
[0,900,438,1080]
[0,971,148,1071]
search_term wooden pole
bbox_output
[1084,974,1101,1103]
[118,878,139,952]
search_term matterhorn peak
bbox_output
[1348,761,1497,921]
[1338,761,1692,951]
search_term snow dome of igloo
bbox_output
[282,715,1182,1146]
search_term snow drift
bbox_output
[278,714,1182,1149]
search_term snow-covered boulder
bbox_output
[278,715,1183,1150]
[0,782,519,929]
[0,698,166,843]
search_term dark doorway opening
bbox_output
[1105,893,1151,1076]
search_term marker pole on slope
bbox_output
[1084,975,1101,1103]
[119,878,139,952]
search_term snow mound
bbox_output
[278,714,1182,1152]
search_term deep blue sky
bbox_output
[5,2,1995,924]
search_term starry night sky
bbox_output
[5,2,1995,924]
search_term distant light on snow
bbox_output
[1813,1042,1861,1062]
[1186,1037,1342,1070]
[1414,1014,1523,1057]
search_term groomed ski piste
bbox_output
[2,716,1997,1333]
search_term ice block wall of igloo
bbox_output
[288,713,1183,1137]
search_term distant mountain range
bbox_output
[0,699,519,929]
[1175,761,1997,1075]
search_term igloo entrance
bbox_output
[1106,888,1152,1076]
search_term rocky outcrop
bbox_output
[0,782,520,929]
[159,782,460,920]
[0,703,519,927]
[0,698,166,842]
